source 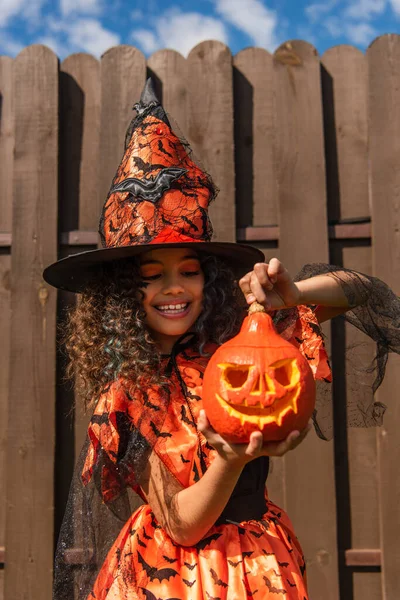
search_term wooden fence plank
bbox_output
[60,52,102,458]
[273,40,339,599]
[0,53,13,600]
[369,34,400,600]
[322,45,381,600]
[148,49,189,138]
[187,41,236,242]
[99,46,146,211]
[60,53,101,232]
[322,46,369,221]
[0,57,13,231]
[4,45,58,600]
[233,48,278,229]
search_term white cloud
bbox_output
[215,0,278,49]
[344,0,386,20]
[0,0,24,27]
[47,17,120,57]
[132,29,158,54]
[390,0,400,14]
[305,0,386,46]
[0,0,45,27]
[66,19,120,55]
[131,10,229,57]
[68,19,121,56]
[324,15,343,37]
[305,0,340,23]
[60,0,102,17]
[345,21,377,43]
[0,31,24,55]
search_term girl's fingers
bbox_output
[250,271,268,305]
[253,263,272,288]
[197,409,207,430]
[239,272,255,303]
[240,263,279,306]
[267,258,284,283]
[197,409,214,436]
[246,431,263,456]
[198,410,227,448]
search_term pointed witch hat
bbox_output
[43,79,264,292]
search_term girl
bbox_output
[45,79,399,600]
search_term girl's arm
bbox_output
[140,415,310,547]
[239,259,368,322]
[296,274,352,323]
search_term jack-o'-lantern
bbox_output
[202,302,316,443]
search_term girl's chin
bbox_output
[148,319,198,344]
[155,325,193,337]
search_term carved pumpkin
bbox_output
[202,303,316,443]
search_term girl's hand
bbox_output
[239,258,300,310]
[198,410,311,468]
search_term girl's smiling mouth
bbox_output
[154,302,190,317]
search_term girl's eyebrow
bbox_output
[140,255,199,266]
[140,259,162,266]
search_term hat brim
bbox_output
[43,242,265,293]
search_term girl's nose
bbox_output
[162,276,185,295]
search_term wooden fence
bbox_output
[1,34,400,599]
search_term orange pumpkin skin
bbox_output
[202,304,316,443]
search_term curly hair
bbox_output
[62,253,245,409]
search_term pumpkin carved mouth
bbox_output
[215,390,301,427]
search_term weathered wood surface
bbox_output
[322,46,369,222]
[187,41,235,242]
[322,44,381,600]
[4,45,58,600]
[148,49,189,138]
[274,40,338,599]
[60,53,101,231]
[233,47,278,228]
[0,53,13,600]
[369,34,400,600]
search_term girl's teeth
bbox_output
[157,303,188,312]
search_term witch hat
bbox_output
[43,79,264,292]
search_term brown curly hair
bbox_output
[61,253,245,409]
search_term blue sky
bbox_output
[0,0,399,59]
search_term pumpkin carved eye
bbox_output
[202,303,316,443]
[223,365,251,389]
[270,358,300,388]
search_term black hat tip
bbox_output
[140,78,160,107]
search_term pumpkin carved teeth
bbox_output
[215,390,301,427]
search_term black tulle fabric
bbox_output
[53,264,400,599]
[296,263,400,439]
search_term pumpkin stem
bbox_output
[248,302,266,315]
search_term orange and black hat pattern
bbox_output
[99,79,217,249]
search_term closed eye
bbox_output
[141,274,161,281]
[182,271,200,277]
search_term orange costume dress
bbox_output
[75,306,331,600]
